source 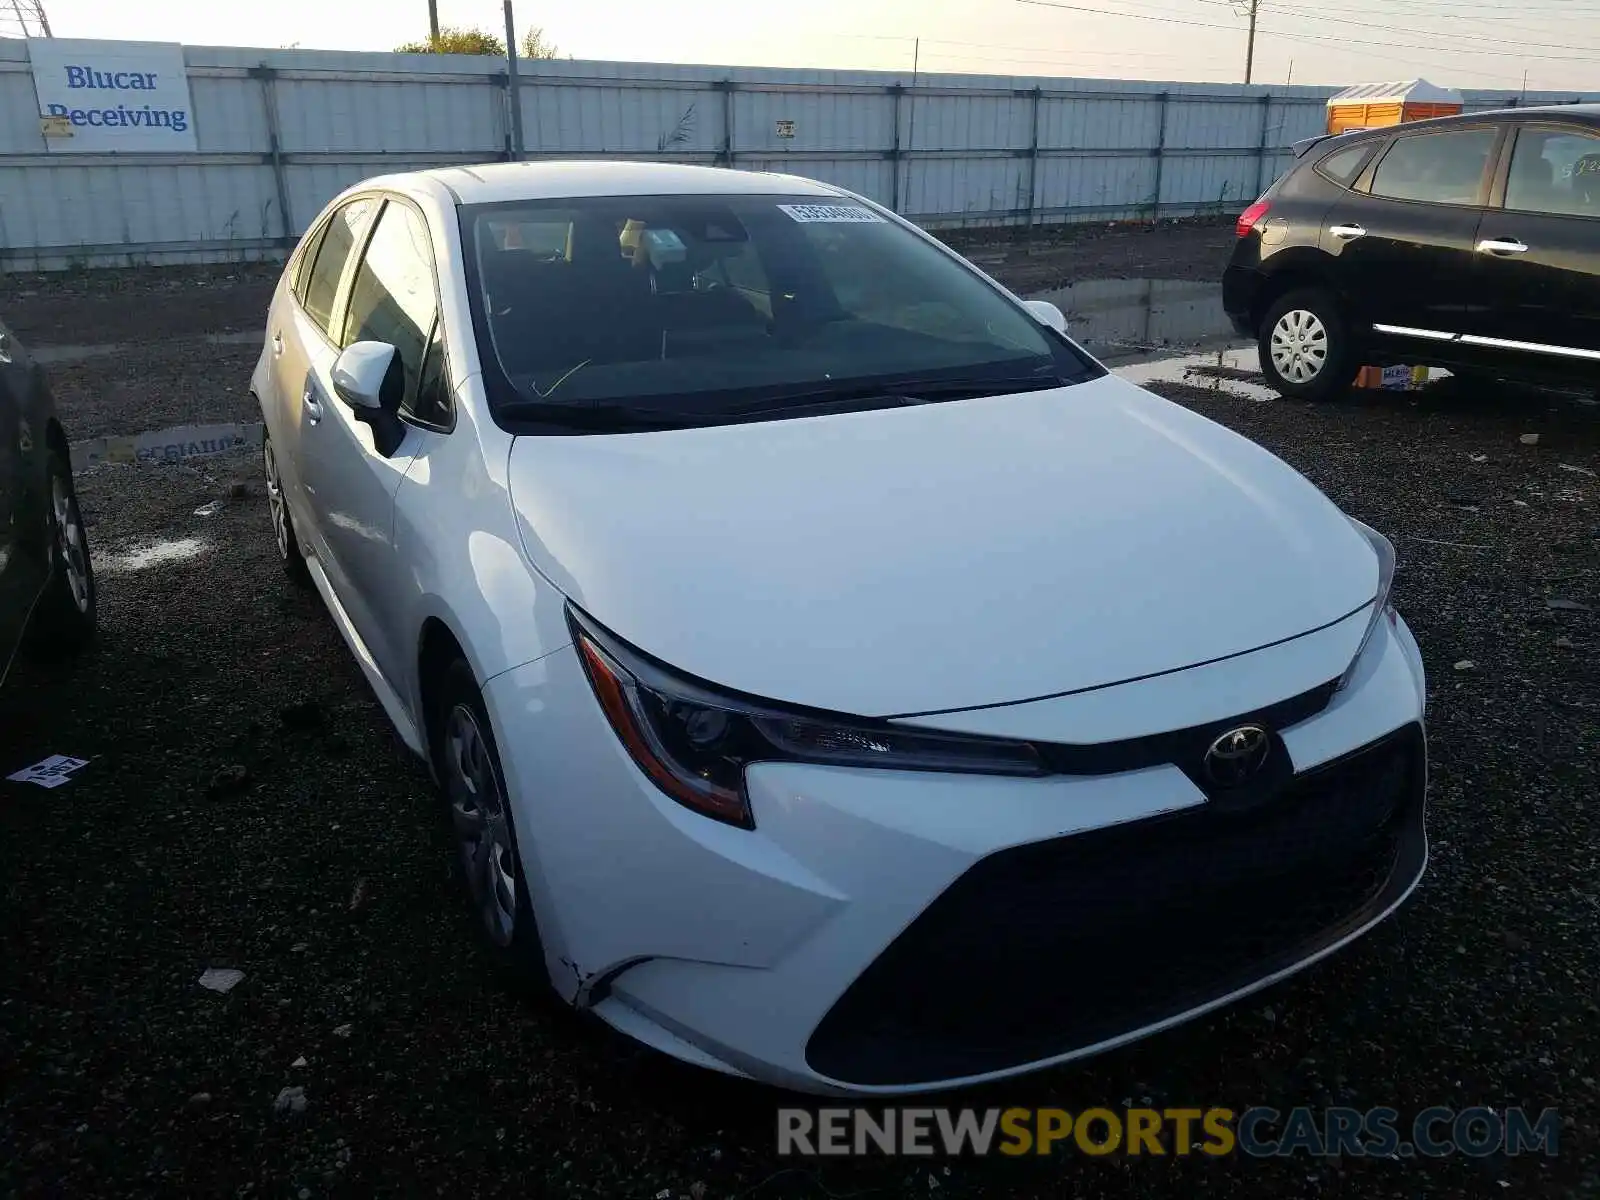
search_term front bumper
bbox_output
[482,613,1428,1095]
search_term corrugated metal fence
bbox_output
[1,39,1593,270]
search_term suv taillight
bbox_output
[1236,199,1271,238]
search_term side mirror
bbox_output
[331,341,398,411]
[1023,299,1068,335]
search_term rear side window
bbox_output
[341,200,441,417]
[290,222,329,305]
[1505,127,1600,217]
[1369,129,1499,206]
[301,198,376,336]
[1315,143,1374,188]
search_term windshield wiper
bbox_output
[500,372,1068,431]
[725,372,1067,416]
[498,400,703,431]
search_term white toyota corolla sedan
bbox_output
[253,161,1428,1095]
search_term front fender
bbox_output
[393,390,573,732]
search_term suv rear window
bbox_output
[1369,128,1498,206]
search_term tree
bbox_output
[520,26,562,59]
[395,26,506,55]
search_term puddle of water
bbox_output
[95,537,211,574]
[1032,278,1243,367]
[1117,346,1285,403]
[1027,278,1279,399]
[31,343,129,365]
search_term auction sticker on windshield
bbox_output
[778,204,885,223]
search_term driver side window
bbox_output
[340,199,448,424]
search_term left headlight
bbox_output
[567,606,1045,829]
[1336,517,1398,693]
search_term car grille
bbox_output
[805,723,1427,1087]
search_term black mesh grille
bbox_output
[806,723,1427,1086]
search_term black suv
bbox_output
[1225,104,1600,400]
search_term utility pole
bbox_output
[427,0,439,45]
[1243,0,1259,84]
[903,37,920,217]
[504,0,525,160]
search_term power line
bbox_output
[1016,0,1600,63]
[829,32,1233,61]
[0,0,51,37]
[1250,0,1600,52]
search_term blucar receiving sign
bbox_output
[28,38,196,152]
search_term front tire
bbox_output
[430,657,551,995]
[1258,288,1356,402]
[27,449,96,657]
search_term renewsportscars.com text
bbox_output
[777,1106,1561,1158]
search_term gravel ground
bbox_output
[0,264,280,346]
[40,343,263,443]
[2,223,1598,1198]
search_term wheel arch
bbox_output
[417,615,470,765]
[1251,267,1355,335]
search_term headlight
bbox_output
[568,606,1044,828]
[1336,517,1398,692]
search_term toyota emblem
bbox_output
[1203,724,1271,787]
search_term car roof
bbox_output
[1295,104,1599,157]
[1470,102,1600,122]
[416,160,847,205]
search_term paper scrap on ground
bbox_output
[71,422,265,472]
[6,755,89,788]
[198,967,246,993]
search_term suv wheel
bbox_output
[28,449,97,656]
[1259,288,1355,402]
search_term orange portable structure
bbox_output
[1325,80,1464,135]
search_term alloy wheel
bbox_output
[1269,309,1330,384]
[50,474,91,614]
[263,439,290,560]
[444,703,518,948]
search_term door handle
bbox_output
[272,332,284,357]
[303,386,323,425]
[1328,223,1366,241]
[1476,238,1529,256]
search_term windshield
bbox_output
[461,193,1101,431]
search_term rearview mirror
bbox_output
[331,341,398,411]
[1023,300,1068,335]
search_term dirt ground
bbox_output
[1,221,1598,1198]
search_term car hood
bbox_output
[507,374,1378,717]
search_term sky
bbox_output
[15,0,1600,92]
